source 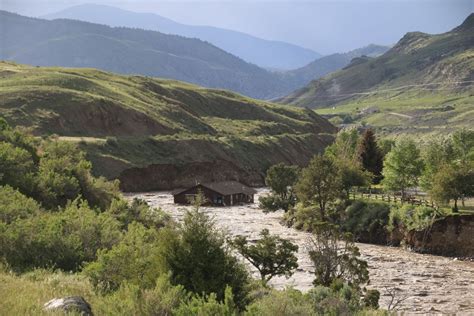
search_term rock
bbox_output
[44,296,93,316]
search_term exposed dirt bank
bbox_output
[119,160,264,191]
[126,190,474,314]
[406,214,474,258]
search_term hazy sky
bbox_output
[2,0,472,54]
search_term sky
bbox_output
[1,0,472,54]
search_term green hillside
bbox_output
[0,61,336,190]
[279,14,474,136]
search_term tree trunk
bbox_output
[453,199,459,213]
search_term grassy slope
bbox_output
[280,14,474,136]
[0,61,336,182]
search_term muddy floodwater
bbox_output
[126,189,474,314]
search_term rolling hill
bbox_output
[0,10,291,100]
[0,61,336,191]
[44,4,321,70]
[279,13,474,136]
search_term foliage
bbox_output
[308,223,369,288]
[161,203,250,309]
[245,287,315,315]
[295,155,343,221]
[343,201,390,244]
[382,139,424,199]
[36,140,121,210]
[0,141,35,194]
[387,204,446,232]
[430,164,474,212]
[0,199,122,272]
[0,185,40,224]
[174,286,237,316]
[84,222,165,292]
[107,198,172,229]
[356,129,384,183]
[231,229,298,285]
[325,129,360,162]
[260,163,299,212]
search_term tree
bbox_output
[356,129,384,183]
[430,164,474,212]
[259,163,299,212]
[308,223,369,288]
[452,129,474,167]
[230,229,298,285]
[162,193,250,309]
[325,129,360,162]
[382,139,424,200]
[337,158,371,200]
[295,155,342,221]
[420,137,454,192]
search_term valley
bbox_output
[128,189,474,314]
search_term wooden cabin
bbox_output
[172,181,256,206]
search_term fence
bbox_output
[350,191,438,209]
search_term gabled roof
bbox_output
[172,181,256,196]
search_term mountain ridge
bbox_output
[279,13,474,136]
[43,3,321,70]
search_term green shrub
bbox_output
[98,274,188,315]
[0,199,122,272]
[245,288,315,315]
[162,208,250,310]
[343,201,390,244]
[388,204,445,232]
[174,286,237,316]
[107,198,172,230]
[0,141,35,193]
[84,222,166,292]
[0,185,40,224]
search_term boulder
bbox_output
[44,296,93,316]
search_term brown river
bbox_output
[126,189,474,315]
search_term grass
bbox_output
[0,269,98,315]
[0,61,336,180]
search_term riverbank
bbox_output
[126,189,474,314]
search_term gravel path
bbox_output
[126,189,474,314]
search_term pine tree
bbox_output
[357,129,384,183]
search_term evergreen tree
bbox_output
[356,129,384,183]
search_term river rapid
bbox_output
[126,189,474,314]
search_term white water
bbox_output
[126,189,474,314]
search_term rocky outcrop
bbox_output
[119,160,264,192]
[44,296,93,315]
[405,215,474,258]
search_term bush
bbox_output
[388,204,445,232]
[98,275,188,315]
[162,208,250,310]
[174,286,237,316]
[343,201,390,244]
[0,141,35,193]
[0,185,40,224]
[84,222,166,292]
[245,288,314,315]
[0,199,122,272]
[107,198,172,230]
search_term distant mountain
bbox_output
[277,44,389,97]
[0,61,336,190]
[0,10,292,99]
[279,14,474,136]
[43,4,321,70]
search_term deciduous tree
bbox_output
[231,229,298,285]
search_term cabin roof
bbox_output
[172,181,256,196]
